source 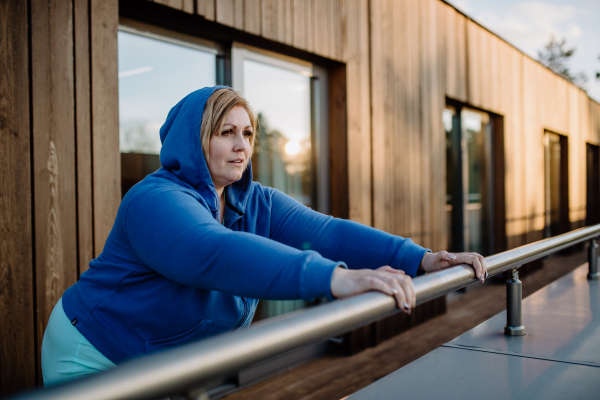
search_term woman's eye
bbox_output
[243,131,253,137]
[222,129,233,135]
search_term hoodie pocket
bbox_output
[145,318,234,353]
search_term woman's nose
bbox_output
[233,133,249,151]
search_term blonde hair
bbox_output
[200,88,258,162]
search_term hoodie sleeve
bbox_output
[125,187,342,301]
[267,188,429,278]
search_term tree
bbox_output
[538,36,588,89]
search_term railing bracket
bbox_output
[504,268,525,336]
[588,238,599,280]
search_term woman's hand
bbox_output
[330,266,415,314]
[420,251,488,283]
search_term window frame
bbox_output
[119,17,221,56]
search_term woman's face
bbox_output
[207,106,253,190]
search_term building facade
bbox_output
[2,0,600,394]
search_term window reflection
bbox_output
[544,132,562,237]
[462,109,488,255]
[444,106,491,255]
[242,59,313,207]
[118,30,216,196]
[238,52,316,320]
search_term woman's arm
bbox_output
[125,188,340,301]
[268,189,428,277]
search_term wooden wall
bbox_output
[1,0,36,393]
[0,0,119,395]
[3,0,600,394]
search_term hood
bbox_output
[159,86,253,214]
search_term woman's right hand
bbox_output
[330,266,416,314]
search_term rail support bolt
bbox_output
[588,238,599,280]
[504,268,525,336]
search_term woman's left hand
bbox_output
[420,251,488,283]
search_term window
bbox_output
[544,131,569,237]
[232,45,315,208]
[118,20,218,196]
[444,104,502,255]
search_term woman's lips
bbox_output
[228,159,244,166]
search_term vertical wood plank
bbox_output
[90,0,120,257]
[197,0,215,20]
[505,48,525,249]
[292,0,307,50]
[479,30,491,110]
[261,0,279,41]
[329,0,339,61]
[183,0,195,13]
[153,0,183,9]
[523,58,544,242]
[74,0,94,276]
[243,0,260,35]
[455,13,467,102]
[0,1,36,395]
[516,53,527,246]
[444,6,467,102]
[30,0,79,382]
[575,89,590,224]
[594,101,600,145]
[433,0,445,250]
[466,20,481,107]
[408,0,423,243]
[567,88,581,227]
[385,0,397,236]
[234,0,244,29]
[216,0,235,27]
[567,86,577,226]
[346,0,372,225]
[370,0,386,232]
[522,57,534,241]
[419,0,433,248]
[306,0,315,53]
[392,0,406,237]
[283,0,293,46]
[444,5,457,100]
[313,0,330,57]
[488,34,499,113]
[533,64,545,239]
[338,0,348,62]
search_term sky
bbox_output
[445,0,600,103]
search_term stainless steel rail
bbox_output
[12,225,600,400]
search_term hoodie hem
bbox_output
[62,285,136,365]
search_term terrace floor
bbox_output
[222,247,588,400]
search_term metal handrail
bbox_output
[11,224,600,400]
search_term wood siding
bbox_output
[1,0,120,393]
[3,0,600,394]
[0,1,36,394]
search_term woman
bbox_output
[42,86,487,386]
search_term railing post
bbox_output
[504,268,525,336]
[588,238,599,280]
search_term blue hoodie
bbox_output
[62,86,428,364]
